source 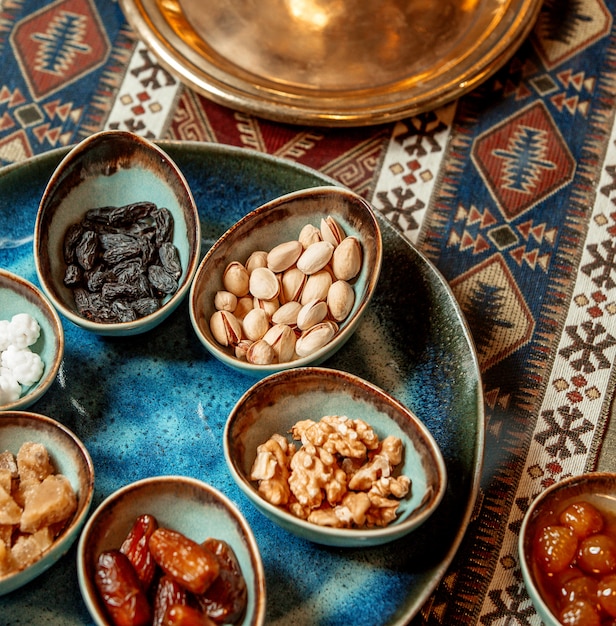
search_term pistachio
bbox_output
[327,280,355,321]
[245,250,268,274]
[263,323,296,362]
[267,240,303,273]
[280,267,306,303]
[297,299,328,331]
[242,308,270,341]
[296,240,334,275]
[246,339,276,365]
[298,223,322,248]
[295,321,338,357]
[214,290,237,312]
[235,340,253,360]
[249,267,279,301]
[253,296,279,320]
[271,300,302,326]
[331,236,362,281]
[300,270,332,305]
[234,296,254,320]
[320,216,346,246]
[223,261,250,297]
[209,310,242,347]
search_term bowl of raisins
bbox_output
[0,411,94,596]
[34,130,201,336]
[0,269,64,411]
[519,472,616,626]
[77,475,266,626]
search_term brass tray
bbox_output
[118,0,542,126]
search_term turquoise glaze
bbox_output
[225,367,447,547]
[33,131,201,336]
[189,186,382,377]
[0,142,484,625]
[77,476,266,626]
[0,269,64,410]
[0,412,94,595]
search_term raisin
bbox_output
[534,525,578,574]
[197,539,247,624]
[109,202,156,226]
[120,514,159,589]
[102,281,142,302]
[86,205,116,224]
[63,223,84,263]
[100,233,141,265]
[149,528,220,595]
[148,265,178,295]
[153,207,174,245]
[560,502,604,539]
[85,264,110,292]
[75,230,99,270]
[95,550,152,626]
[152,576,189,626]
[63,264,82,287]
[160,242,182,279]
[132,298,161,317]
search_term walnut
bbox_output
[251,415,411,530]
[249,434,294,507]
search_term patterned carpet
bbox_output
[2,0,616,623]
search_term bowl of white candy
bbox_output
[0,269,64,411]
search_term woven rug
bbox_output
[2,0,616,623]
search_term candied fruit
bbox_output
[560,501,604,538]
[533,525,578,574]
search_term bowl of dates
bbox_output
[519,472,616,626]
[34,130,201,336]
[224,367,447,548]
[189,185,382,376]
[0,411,94,595]
[0,269,64,411]
[77,475,266,626]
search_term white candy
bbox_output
[0,370,21,404]
[8,313,41,349]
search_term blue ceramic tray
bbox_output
[0,142,484,625]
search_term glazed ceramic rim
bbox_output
[0,269,65,411]
[189,185,383,375]
[0,411,95,595]
[76,475,267,626]
[224,366,448,545]
[518,471,616,625]
[34,130,202,336]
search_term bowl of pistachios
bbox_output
[188,186,382,377]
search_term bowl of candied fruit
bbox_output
[189,185,382,376]
[77,475,266,626]
[519,472,616,626]
[34,130,201,336]
[224,367,447,548]
[0,269,64,411]
[0,411,94,595]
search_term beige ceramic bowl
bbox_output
[77,475,266,626]
[34,130,201,336]
[0,269,64,411]
[0,411,94,595]
[189,185,382,377]
[224,367,447,547]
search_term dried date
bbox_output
[120,514,159,589]
[62,202,183,323]
[162,604,216,626]
[95,549,152,626]
[197,538,247,624]
[152,575,189,626]
[149,528,220,595]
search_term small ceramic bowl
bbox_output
[224,367,447,547]
[77,475,266,626]
[519,472,616,626]
[189,185,382,377]
[0,411,95,595]
[34,130,201,336]
[0,270,64,411]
